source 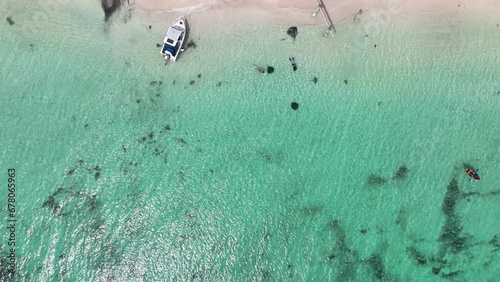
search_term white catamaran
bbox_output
[161,16,187,63]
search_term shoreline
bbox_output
[134,0,500,28]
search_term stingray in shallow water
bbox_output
[287,26,298,41]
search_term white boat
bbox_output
[161,16,187,63]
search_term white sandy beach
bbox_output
[136,0,500,26]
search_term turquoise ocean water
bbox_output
[1,1,500,281]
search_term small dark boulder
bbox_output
[267,66,274,74]
[312,77,318,84]
[101,0,122,22]
[156,43,161,47]
[291,102,299,110]
[287,26,298,41]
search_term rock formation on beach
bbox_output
[101,0,122,22]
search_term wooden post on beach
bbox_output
[313,0,336,36]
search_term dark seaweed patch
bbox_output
[406,246,427,265]
[328,220,358,280]
[257,149,284,165]
[137,136,147,143]
[395,208,407,228]
[160,124,171,133]
[393,165,408,180]
[6,17,14,25]
[441,270,463,279]
[489,235,499,250]
[432,267,441,275]
[189,80,195,85]
[197,74,201,78]
[87,195,99,211]
[187,40,196,48]
[366,254,385,280]
[439,178,467,254]
[367,174,386,185]
[312,77,318,84]
[261,270,272,281]
[216,81,222,87]
[300,205,324,217]
[42,187,100,216]
[344,79,348,85]
[154,148,164,156]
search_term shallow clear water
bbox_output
[1,1,500,281]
